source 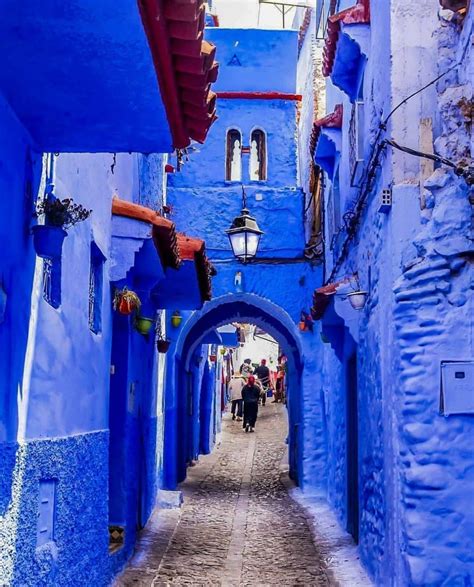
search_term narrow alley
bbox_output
[1,1,473,585]
[115,404,334,587]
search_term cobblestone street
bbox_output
[115,403,336,586]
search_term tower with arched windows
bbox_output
[168,27,303,259]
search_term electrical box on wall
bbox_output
[440,361,474,416]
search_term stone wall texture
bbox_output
[0,432,109,587]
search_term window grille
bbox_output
[42,258,61,308]
[89,242,105,334]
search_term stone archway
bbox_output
[163,293,305,489]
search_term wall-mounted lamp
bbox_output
[171,311,183,328]
[346,290,368,310]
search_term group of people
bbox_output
[228,358,285,433]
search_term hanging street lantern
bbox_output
[226,186,263,263]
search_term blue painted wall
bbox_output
[205,28,298,94]
[316,2,474,584]
[0,0,173,153]
[0,144,172,584]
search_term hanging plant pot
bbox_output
[157,339,171,353]
[31,225,67,259]
[118,298,134,315]
[220,348,226,355]
[171,311,183,328]
[135,316,155,336]
[113,288,141,316]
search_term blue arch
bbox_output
[163,293,304,488]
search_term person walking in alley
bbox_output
[273,366,285,403]
[254,358,271,407]
[242,375,260,433]
[229,371,245,421]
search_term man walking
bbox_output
[254,359,271,406]
[228,372,245,421]
[242,375,260,433]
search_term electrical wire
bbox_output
[325,59,467,285]
[384,139,474,183]
[381,60,461,129]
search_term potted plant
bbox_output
[32,196,91,258]
[155,317,171,353]
[171,311,183,328]
[134,316,155,336]
[157,339,171,353]
[113,288,141,316]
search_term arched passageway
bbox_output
[163,293,304,490]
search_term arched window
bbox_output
[250,129,266,181]
[226,129,242,181]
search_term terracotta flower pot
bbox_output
[118,298,135,315]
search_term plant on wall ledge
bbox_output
[113,288,141,316]
[32,196,92,259]
[298,311,314,333]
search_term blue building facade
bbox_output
[312,1,474,584]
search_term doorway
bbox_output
[346,352,359,543]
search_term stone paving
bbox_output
[114,403,335,586]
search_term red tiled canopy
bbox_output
[112,197,181,270]
[138,0,219,148]
[310,104,343,156]
[177,235,214,302]
[311,277,349,320]
[322,0,370,78]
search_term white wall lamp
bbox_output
[334,274,368,310]
[346,290,368,310]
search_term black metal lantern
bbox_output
[226,187,263,263]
